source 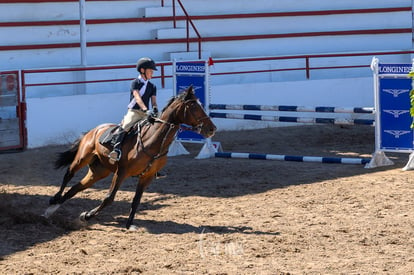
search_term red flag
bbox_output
[208,57,214,66]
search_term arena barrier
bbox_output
[215,152,371,165]
[209,112,374,125]
[209,104,375,126]
[209,104,374,114]
[198,104,374,164]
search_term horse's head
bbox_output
[164,86,216,138]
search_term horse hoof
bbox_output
[79,211,89,222]
[49,196,60,205]
[128,225,138,231]
[42,204,61,218]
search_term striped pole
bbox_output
[209,104,374,114]
[209,112,374,125]
[215,152,371,165]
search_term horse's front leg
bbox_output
[126,175,154,230]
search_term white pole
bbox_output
[79,0,87,66]
[370,57,380,152]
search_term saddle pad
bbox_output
[99,125,121,146]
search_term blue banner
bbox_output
[175,61,207,142]
[379,77,413,150]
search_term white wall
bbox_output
[26,76,373,148]
[0,1,158,21]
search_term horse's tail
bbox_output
[54,135,83,169]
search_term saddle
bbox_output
[99,119,152,148]
[99,125,122,147]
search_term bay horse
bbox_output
[43,86,216,229]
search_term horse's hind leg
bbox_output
[43,168,77,218]
[49,168,76,205]
[81,169,127,221]
[49,129,101,205]
[44,158,110,217]
[44,159,88,218]
[60,160,111,204]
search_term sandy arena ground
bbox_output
[0,125,413,274]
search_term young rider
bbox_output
[108,57,159,162]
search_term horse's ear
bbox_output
[184,85,195,100]
[187,85,194,94]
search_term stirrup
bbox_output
[108,149,122,162]
[156,171,167,179]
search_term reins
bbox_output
[134,119,177,177]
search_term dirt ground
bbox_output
[0,125,413,274]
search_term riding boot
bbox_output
[108,129,126,162]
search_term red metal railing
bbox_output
[209,50,414,79]
[20,50,414,93]
[172,0,203,58]
[21,62,171,94]
[1,28,410,52]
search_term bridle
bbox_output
[150,98,210,133]
[180,98,211,133]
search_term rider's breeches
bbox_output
[121,109,146,132]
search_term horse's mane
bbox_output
[161,91,188,113]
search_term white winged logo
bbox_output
[383,110,410,118]
[178,85,202,92]
[382,89,410,97]
[384,130,411,138]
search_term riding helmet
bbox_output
[136,57,158,72]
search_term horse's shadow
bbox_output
[58,194,280,236]
[104,218,280,236]
[0,181,273,261]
